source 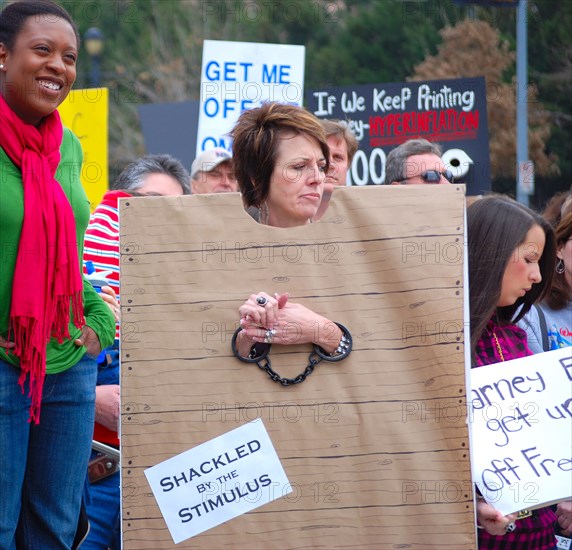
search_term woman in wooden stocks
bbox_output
[467,195,559,549]
[0,1,115,547]
[231,102,351,378]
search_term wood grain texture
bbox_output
[120,185,475,548]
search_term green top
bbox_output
[0,127,115,373]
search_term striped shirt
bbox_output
[83,190,131,340]
[83,190,130,447]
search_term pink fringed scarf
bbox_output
[0,95,84,423]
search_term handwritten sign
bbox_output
[196,40,305,155]
[58,88,109,211]
[470,347,572,514]
[306,77,490,195]
[144,419,291,544]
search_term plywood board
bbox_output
[120,185,475,548]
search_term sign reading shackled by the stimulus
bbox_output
[144,419,291,544]
[196,40,305,155]
[306,77,489,195]
[470,347,572,515]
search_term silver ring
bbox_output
[264,328,276,344]
[256,296,268,306]
[505,522,516,533]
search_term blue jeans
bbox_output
[83,468,121,550]
[83,341,120,550]
[0,354,97,549]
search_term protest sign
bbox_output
[120,185,475,548]
[145,419,290,544]
[306,77,490,195]
[470,346,572,515]
[59,87,108,211]
[196,40,305,155]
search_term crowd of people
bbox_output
[0,1,571,549]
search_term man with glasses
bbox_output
[385,138,453,185]
[190,147,238,194]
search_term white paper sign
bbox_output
[470,347,572,515]
[196,39,305,155]
[145,419,292,544]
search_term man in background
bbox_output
[190,147,238,194]
[320,119,359,187]
[385,138,452,185]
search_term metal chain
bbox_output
[255,352,322,386]
[231,325,352,386]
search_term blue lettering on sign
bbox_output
[201,136,230,151]
[223,99,235,118]
[205,61,220,81]
[204,98,255,119]
[279,65,291,84]
[205,61,254,81]
[261,64,291,84]
[224,62,236,81]
[204,98,219,117]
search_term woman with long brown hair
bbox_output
[467,195,558,549]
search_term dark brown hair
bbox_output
[0,1,79,49]
[230,102,329,208]
[467,195,556,357]
[544,210,572,310]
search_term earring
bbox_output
[556,258,565,274]
[0,64,4,70]
[259,202,269,225]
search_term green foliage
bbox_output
[306,1,447,87]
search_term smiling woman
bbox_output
[0,3,78,125]
[0,1,115,548]
[229,102,352,376]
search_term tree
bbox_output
[305,1,445,88]
[411,18,559,192]
[73,0,206,175]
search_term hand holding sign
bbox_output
[476,498,518,536]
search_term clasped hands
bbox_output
[236,291,342,358]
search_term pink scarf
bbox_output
[0,95,84,423]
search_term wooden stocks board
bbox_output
[120,185,475,548]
